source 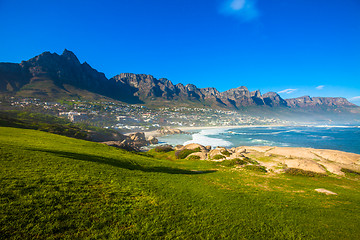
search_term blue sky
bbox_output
[1,0,360,104]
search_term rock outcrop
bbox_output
[157,127,187,135]
[285,96,355,108]
[103,132,158,151]
[172,144,360,177]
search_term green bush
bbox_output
[244,165,267,173]
[341,168,360,176]
[285,168,327,177]
[175,149,196,159]
[244,157,259,165]
[221,150,231,157]
[233,158,248,165]
[154,145,174,152]
[219,158,245,167]
[187,155,201,160]
[212,154,225,160]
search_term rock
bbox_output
[187,151,208,160]
[233,147,247,154]
[284,159,327,174]
[157,127,187,135]
[262,92,288,107]
[205,145,212,151]
[267,147,320,160]
[315,188,337,195]
[209,147,227,159]
[129,132,146,142]
[147,136,158,144]
[103,131,158,151]
[182,143,207,151]
[310,149,360,165]
[102,140,137,152]
[243,146,273,153]
[175,145,184,150]
[286,96,355,108]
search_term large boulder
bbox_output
[147,136,159,144]
[129,132,147,142]
[181,143,207,151]
[103,132,158,151]
[157,127,187,135]
[187,151,208,160]
[209,147,228,159]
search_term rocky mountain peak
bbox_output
[1,49,357,111]
[61,49,81,65]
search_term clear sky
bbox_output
[1,0,360,104]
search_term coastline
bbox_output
[177,124,288,132]
[124,124,289,138]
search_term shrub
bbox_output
[219,158,244,167]
[285,168,327,177]
[244,157,259,165]
[341,168,360,176]
[187,155,201,160]
[212,154,225,160]
[175,149,197,159]
[221,150,231,157]
[233,158,248,165]
[244,165,267,173]
[154,145,174,153]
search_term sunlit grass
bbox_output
[1,126,360,239]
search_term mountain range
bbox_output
[0,49,357,111]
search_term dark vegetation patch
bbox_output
[341,168,360,177]
[244,157,259,165]
[154,145,174,153]
[244,165,268,173]
[212,154,226,160]
[218,158,244,167]
[221,150,231,157]
[175,148,200,159]
[0,110,88,139]
[285,168,327,177]
[0,110,122,141]
[187,155,201,160]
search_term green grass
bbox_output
[212,154,226,160]
[1,126,360,239]
[285,168,328,177]
[174,148,199,159]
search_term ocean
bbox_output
[157,126,360,154]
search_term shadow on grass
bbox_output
[29,148,217,175]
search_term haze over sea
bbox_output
[158,126,360,154]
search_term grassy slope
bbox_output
[1,127,360,239]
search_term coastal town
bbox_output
[1,97,291,132]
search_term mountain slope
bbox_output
[0,49,357,111]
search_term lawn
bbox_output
[1,126,359,239]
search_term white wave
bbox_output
[311,125,358,128]
[321,136,335,140]
[184,129,232,148]
[198,128,230,136]
[250,138,280,146]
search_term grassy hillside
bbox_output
[0,110,125,142]
[1,126,360,239]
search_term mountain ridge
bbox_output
[0,49,357,111]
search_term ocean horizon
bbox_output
[157,125,360,154]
